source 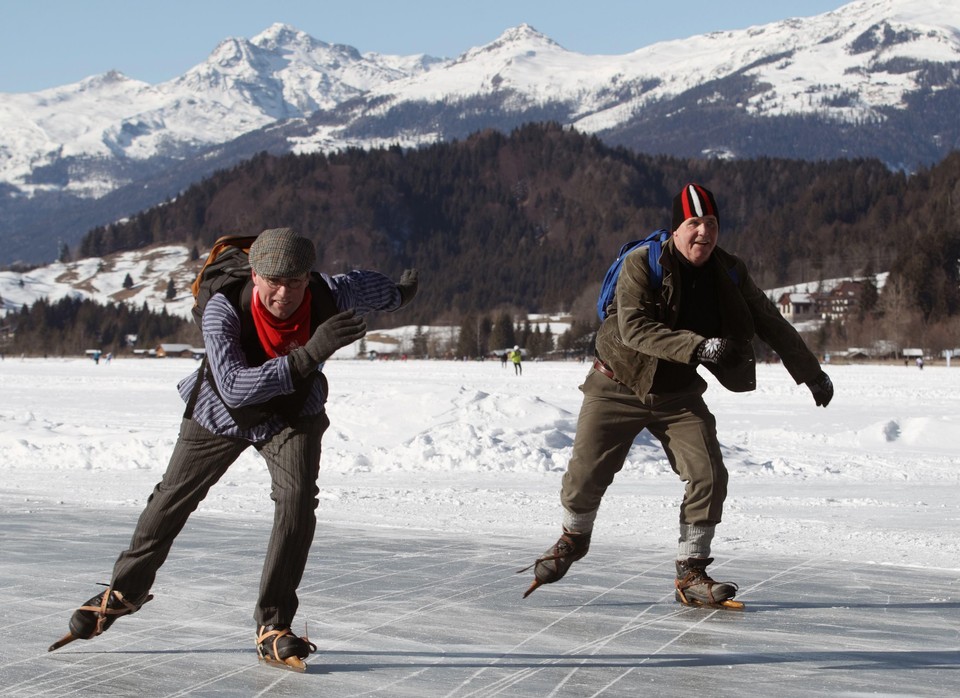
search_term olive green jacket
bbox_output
[595,237,822,398]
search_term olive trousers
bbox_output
[561,368,728,527]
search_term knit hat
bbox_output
[249,228,316,278]
[672,183,719,231]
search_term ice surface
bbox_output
[5,510,958,696]
[0,357,958,695]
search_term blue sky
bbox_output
[1,0,846,93]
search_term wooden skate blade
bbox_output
[48,632,78,652]
[259,655,308,672]
[522,578,543,598]
[676,590,745,610]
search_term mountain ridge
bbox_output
[1,0,959,264]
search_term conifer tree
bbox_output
[456,314,479,359]
[412,326,428,357]
[489,311,516,351]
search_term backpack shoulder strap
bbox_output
[643,229,670,290]
[308,273,339,324]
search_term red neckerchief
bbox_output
[251,287,312,358]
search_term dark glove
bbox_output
[807,370,833,407]
[396,268,419,308]
[695,338,739,368]
[288,310,366,380]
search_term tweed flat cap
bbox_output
[249,228,316,278]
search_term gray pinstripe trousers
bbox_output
[110,413,330,627]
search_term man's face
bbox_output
[672,215,718,267]
[251,270,309,320]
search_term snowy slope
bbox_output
[0,241,875,324]
[0,245,574,356]
[0,245,199,319]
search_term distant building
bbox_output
[155,343,199,359]
[842,348,871,361]
[777,293,816,322]
[777,280,866,324]
[820,280,864,321]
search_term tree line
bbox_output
[3,296,194,357]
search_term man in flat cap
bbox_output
[52,228,418,670]
[521,184,832,608]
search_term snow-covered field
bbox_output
[2,357,958,695]
[2,356,957,565]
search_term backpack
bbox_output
[596,229,670,321]
[190,234,259,326]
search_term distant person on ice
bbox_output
[520,184,833,607]
[509,345,523,375]
[50,228,418,670]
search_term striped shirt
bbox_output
[177,270,401,442]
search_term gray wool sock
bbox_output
[562,508,597,534]
[677,522,715,560]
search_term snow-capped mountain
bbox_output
[300,0,959,154]
[1,0,959,265]
[0,23,441,199]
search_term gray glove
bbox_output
[695,338,739,368]
[807,370,834,407]
[288,310,366,380]
[396,268,419,308]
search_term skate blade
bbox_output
[259,655,308,672]
[675,589,745,610]
[718,599,745,610]
[48,632,80,652]
[676,595,745,610]
[522,578,543,598]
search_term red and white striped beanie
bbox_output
[672,183,719,230]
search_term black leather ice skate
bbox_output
[519,529,592,598]
[256,624,317,672]
[48,585,153,651]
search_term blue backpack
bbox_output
[596,229,670,321]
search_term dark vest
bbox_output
[186,274,339,430]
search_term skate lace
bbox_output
[257,624,317,660]
[678,568,713,587]
[676,568,739,602]
[77,586,151,637]
[516,535,578,574]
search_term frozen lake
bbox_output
[1,357,958,695]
